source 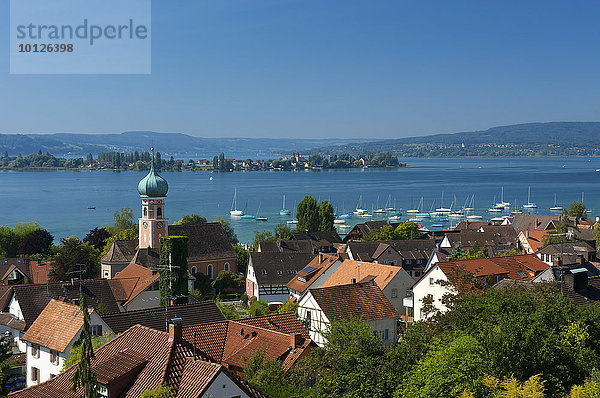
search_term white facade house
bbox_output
[410,264,453,321]
[286,254,343,301]
[246,252,315,303]
[298,281,399,346]
[23,300,114,387]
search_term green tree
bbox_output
[100,229,138,257]
[296,195,320,232]
[192,272,212,296]
[213,217,238,244]
[318,200,335,231]
[277,299,298,315]
[18,228,54,255]
[212,270,244,295]
[568,200,588,220]
[83,227,111,251]
[173,214,207,225]
[140,385,175,398]
[274,222,293,240]
[51,237,101,281]
[400,335,489,398]
[107,208,137,234]
[159,236,189,305]
[63,335,108,371]
[394,221,422,240]
[70,295,100,398]
[252,230,274,251]
[233,244,249,275]
[249,299,271,317]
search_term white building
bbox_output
[298,281,399,346]
[22,299,114,387]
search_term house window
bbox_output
[306,311,311,324]
[208,264,214,279]
[415,271,421,277]
[31,344,40,358]
[50,349,59,365]
[31,367,39,383]
[351,278,357,284]
[261,269,267,275]
[406,290,412,297]
[495,275,501,284]
[404,260,411,265]
[277,270,283,275]
[224,263,230,271]
[391,288,398,298]
[191,266,197,275]
[416,259,423,264]
[429,277,434,286]
[91,325,103,337]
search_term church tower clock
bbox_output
[137,149,169,249]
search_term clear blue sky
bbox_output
[2,0,600,139]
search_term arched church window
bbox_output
[191,266,197,275]
[224,263,230,271]
[207,264,213,279]
[143,207,147,217]
[157,207,162,218]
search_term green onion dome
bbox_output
[137,156,168,197]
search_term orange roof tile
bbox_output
[319,259,401,290]
[437,254,548,282]
[22,299,91,352]
[310,281,399,322]
[112,262,160,306]
[286,254,341,293]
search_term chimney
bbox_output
[290,333,302,348]
[169,317,183,341]
[525,229,529,239]
[318,253,323,263]
[565,269,588,292]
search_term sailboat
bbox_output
[495,187,510,208]
[407,197,421,214]
[466,195,482,219]
[464,194,474,212]
[488,196,503,212]
[255,202,268,221]
[354,196,367,215]
[550,193,563,211]
[435,192,452,213]
[373,195,386,214]
[385,195,396,212]
[240,201,255,219]
[279,195,291,215]
[229,188,244,216]
[522,186,537,208]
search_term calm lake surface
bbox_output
[1,157,600,244]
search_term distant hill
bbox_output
[311,122,600,157]
[0,131,371,159]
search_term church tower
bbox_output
[137,149,169,249]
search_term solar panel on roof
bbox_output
[300,266,317,274]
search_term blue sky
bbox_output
[2,0,600,139]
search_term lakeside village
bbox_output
[0,150,405,171]
[3,158,600,397]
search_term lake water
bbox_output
[1,157,600,244]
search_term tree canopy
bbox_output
[173,214,207,225]
[51,237,100,281]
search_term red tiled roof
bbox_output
[181,312,313,372]
[286,254,341,293]
[10,324,267,398]
[437,254,548,282]
[310,281,399,322]
[111,262,160,306]
[22,299,91,352]
[319,260,401,291]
